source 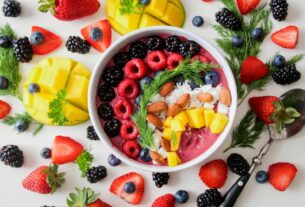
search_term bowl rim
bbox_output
[88,26,237,172]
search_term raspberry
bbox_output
[117,79,140,99]
[120,121,139,140]
[146,50,167,71]
[113,98,133,120]
[122,140,141,159]
[192,55,209,63]
[167,53,184,70]
[124,59,147,80]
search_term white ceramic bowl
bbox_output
[88,26,237,172]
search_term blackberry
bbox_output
[270,0,288,21]
[65,36,90,54]
[97,103,114,120]
[0,35,11,48]
[272,64,301,85]
[129,40,148,59]
[12,37,33,63]
[0,145,24,168]
[87,125,99,141]
[147,35,165,51]
[2,0,21,17]
[179,40,200,57]
[86,165,107,183]
[104,118,121,137]
[215,8,242,31]
[113,52,131,68]
[165,35,182,52]
[102,66,124,87]
[227,153,250,176]
[197,188,223,207]
[152,172,170,188]
[98,84,115,102]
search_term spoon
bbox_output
[220,89,305,207]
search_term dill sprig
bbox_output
[48,89,68,126]
[133,59,215,150]
[75,150,94,177]
[119,0,144,15]
[0,24,21,98]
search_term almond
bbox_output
[149,151,165,164]
[147,101,168,113]
[176,93,190,108]
[197,92,214,103]
[146,113,163,129]
[161,139,171,152]
[220,87,231,106]
[159,81,175,97]
[166,103,181,117]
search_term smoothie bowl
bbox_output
[88,26,237,172]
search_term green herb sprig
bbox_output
[48,89,68,126]
[75,150,94,177]
[119,0,144,15]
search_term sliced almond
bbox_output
[147,101,168,113]
[176,93,190,108]
[166,103,181,117]
[197,92,214,103]
[149,151,165,164]
[159,81,175,97]
[219,87,231,106]
[161,139,171,152]
[146,113,163,129]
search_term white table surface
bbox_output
[0,0,304,206]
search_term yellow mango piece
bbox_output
[105,0,117,18]
[114,11,141,30]
[169,0,183,9]
[139,14,166,28]
[107,17,135,34]
[174,111,188,126]
[210,113,229,134]
[170,119,186,132]
[25,106,53,125]
[167,152,178,167]
[177,154,182,164]
[204,109,215,128]
[170,133,181,151]
[39,58,52,67]
[22,89,34,107]
[162,128,182,141]
[160,3,185,27]
[63,103,89,124]
[51,57,75,70]
[24,67,42,87]
[33,93,55,113]
[163,116,173,128]
[145,0,168,18]
[39,67,69,94]
[71,63,91,79]
[185,108,205,129]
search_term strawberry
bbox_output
[81,20,112,52]
[22,164,65,194]
[0,100,11,119]
[51,136,84,164]
[67,188,112,207]
[237,0,260,15]
[87,199,112,207]
[271,26,299,49]
[240,56,269,84]
[110,172,144,205]
[38,0,100,21]
[151,194,175,207]
[31,26,62,55]
[268,162,297,191]
[199,159,228,188]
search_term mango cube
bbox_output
[52,57,75,70]
[204,109,215,128]
[39,67,69,93]
[72,63,91,79]
[160,3,185,27]
[185,108,205,129]
[170,133,181,151]
[170,119,186,132]
[163,116,173,128]
[33,93,55,113]
[162,128,182,141]
[210,113,229,134]
[63,103,89,124]
[139,14,166,28]
[167,152,179,167]
[145,0,168,18]
[174,111,189,126]
[24,67,42,87]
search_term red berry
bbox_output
[237,0,260,15]
[117,79,140,99]
[240,56,269,84]
[268,162,297,191]
[113,98,133,120]
[0,100,11,119]
[151,194,175,207]
[122,140,141,159]
[167,53,183,70]
[146,50,167,71]
[199,159,228,188]
[120,121,139,140]
[124,58,147,80]
[271,26,299,49]
[192,55,209,63]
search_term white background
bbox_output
[0,0,305,206]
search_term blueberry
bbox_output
[232,36,244,47]
[139,148,152,162]
[204,70,219,86]
[192,16,204,27]
[40,147,51,159]
[28,83,40,94]
[90,27,103,42]
[175,190,189,203]
[0,35,11,48]
[273,55,286,68]
[188,80,200,90]
[251,28,264,41]
[15,120,29,132]
[0,76,9,89]
[124,181,136,194]
[173,75,185,85]
[30,32,45,45]
[256,171,268,183]
[108,154,121,167]
[134,95,142,106]
[140,0,150,5]
[139,76,152,90]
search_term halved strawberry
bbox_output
[199,159,228,188]
[51,136,84,164]
[81,20,112,52]
[271,26,299,49]
[0,100,11,119]
[268,162,297,191]
[67,188,112,207]
[240,56,269,84]
[151,194,175,207]
[237,0,260,15]
[109,172,144,205]
[31,26,62,55]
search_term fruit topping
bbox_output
[86,165,107,183]
[0,144,23,167]
[65,36,90,54]
[139,76,153,90]
[0,100,11,119]
[139,148,152,162]
[122,140,141,159]
[87,125,99,141]
[147,35,165,51]
[197,188,223,207]
[67,188,111,207]
[237,0,260,15]
[104,118,121,137]
[273,54,286,68]
[204,70,220,86]
[108,154,121,167]
[210,113,229,134]
[113,98,133,120]
[12,37,33,62]
[268,162,297,191]
[185,108,205,128]
[113,52,131,68]
[129,40,148,59]
[232,35,244,47]
[271,25,299,49]
[227,153,250,176]
[124,58,147,80]
[120,121,139,140]
[272,64,301,85]
[215,8,242,31]
[152,172,170,188]
[270,0,288,21]
[256,170,269,183]
[165,35,182,53]
[40,147,52,159]
[240,56,269,84]
[97,103,114,121]
[2,0,21,17]
[199,159,228,188]
[0,35,11,48]
[192,16,204,27]
[179,40,200,57]
[167,53,183,69]
[251,27,264,41]
[98,84,116,102]
[81,20,112,52]
[0,76,9,89]
[102,66,124,87]
[152,194,175,207]
[175,190,189,203]
[117,79,140,99]
[167,152,180,167]
[146,50,167,71]
[110,172,144,204]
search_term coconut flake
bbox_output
[217,102,229,115]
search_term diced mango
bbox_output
[22,89,34,107]
[160,3,185,27]
[204,109,215,128]
[24,67,42,86]
[107,17,135,35]
[185,108,205,129]
[52,57,75,71]
[39,67,69,94]
[114,10,141,30]
[25,106,53,125]
[145,0,168,18]
[33,93,55,113]
[105,0,117,18]
[170,119,186,132]
[167,152,179,167]
[39,58,52,67]
[63,103,89,125]
[210,113,229,134]
[174,111,188,126]
[170,133,181,151]
[162,128,182,141]
[177,154,182,164]
[163,116,173,128]
[71,63,91,79]
[139,14,166,28]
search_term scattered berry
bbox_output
[124,181,136,194]
[113,98,133,120]
[0,100,11,119]
[98,84,115,102]
[232,36,244,47]
[197,188,223,207]
[120,121,139,140]
[256,170,269,183]
[90,27,103,41]
[102,66,124,87]
[227,153,250,176]
[122,140,141,159]
[175,190,189,204]
[139,76,153,90]
[0,35,11,48]
[12,37,33,63]
[113,52,131,68]
[97,102,114,121]
[124,58,147,80]
[140,0,151,5]
[104,118,121,138]
[273,55,286,68]
[146,50,167,71]
[86,165,107,183]
[240,56,269,84]
[271,25,299,49]
[30,32,45,45]
[2,0,21,17]
[129,40,148,59]
[199,159,228,188]
[40,147,51,159]
[15,119,29,132]
[215,8,242,31]
[272,64,301,85]
[204,70,220,86]
[165,35,182,53]
[179,40,200,57]
[65,36,90,54]
[167,53,183,70]
[0,144,24,167]
[268,162,297,191]
[270,0,288,21]
[87,125,99,141]
[117,79,140,99]
[237,0,260,15]
[108,154,121,166]
[152,172,170,188]
[251,28,264,41]
[147,35,165,51]
[152,194,175,207]
[0,76,9,89]
[192,16,204,27]
[28,83,40,94]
